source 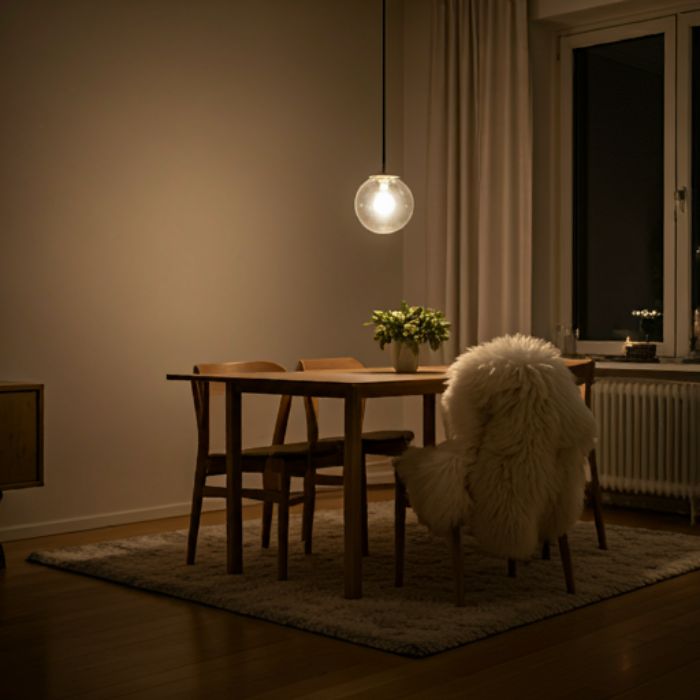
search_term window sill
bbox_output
[592,359,700,381]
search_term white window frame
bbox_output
[677,10,700,355]
[560,18,677,357]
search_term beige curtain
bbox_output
[425,0,532,360]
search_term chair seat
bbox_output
[206,440,341,475]
[317,430,414,456]
[244,440,340,460]
[360,430,414,455]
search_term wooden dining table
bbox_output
[167,357,597,599]
[167,366,449,599]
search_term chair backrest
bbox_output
[296,357,366,442]
[441,334,597,558]
[192,361,290,454]
[565,357,595,408]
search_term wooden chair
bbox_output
[295,356,414,555]
[188,361,341,580]
[394,340,597,605]
[505,358,607,567]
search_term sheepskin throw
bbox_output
[396,334,597,559]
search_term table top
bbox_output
[167,357,597,398]
[167,366,450,398]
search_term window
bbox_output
[560,15,700,357]
[573,34,665,344]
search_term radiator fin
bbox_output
[592,379,700,498]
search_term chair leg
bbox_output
[0,493,3,569]
[394,475,406,587]
[261,502,273,548]
[542,540,551,560]
[302,465,316,555]
[558,533,575,594]
[277,473,291,581]
[507,558,517,578]
[262,462,279,549]
[361,456,369,557]
[450,527,465,607]
[588,448,607,550]
[186,460,207,565]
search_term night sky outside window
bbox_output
[572,35,664,343]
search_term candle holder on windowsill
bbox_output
[624,341,658,362]
[626,308,662,363]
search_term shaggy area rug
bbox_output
[28,503,700,658]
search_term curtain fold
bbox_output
[425,0,532,360]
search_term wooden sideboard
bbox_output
[0,381,44,568]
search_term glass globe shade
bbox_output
[354,174,414,234]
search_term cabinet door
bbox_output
[0,388,43,490]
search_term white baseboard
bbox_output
[0,460,396,542]
[0,501,199,542]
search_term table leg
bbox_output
[423,394,436,447]
[0,491,4,569]
[225,385,243,574]
[343,389,363,599]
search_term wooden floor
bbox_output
[2,488,700,700]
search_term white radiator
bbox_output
[592,379,700,501]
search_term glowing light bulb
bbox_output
[372,183,396,217]
[354,174,414,234]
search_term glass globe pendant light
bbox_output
[355,174,414,234]
[354,0,414,234]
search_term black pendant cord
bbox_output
[381,0,387,175]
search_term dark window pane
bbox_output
[692,28,700,350]
[573,34,664,342]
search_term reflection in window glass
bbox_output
[573,35,664,342]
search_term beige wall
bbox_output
[0,0,405,538]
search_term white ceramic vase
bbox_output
[391,341,419,373]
